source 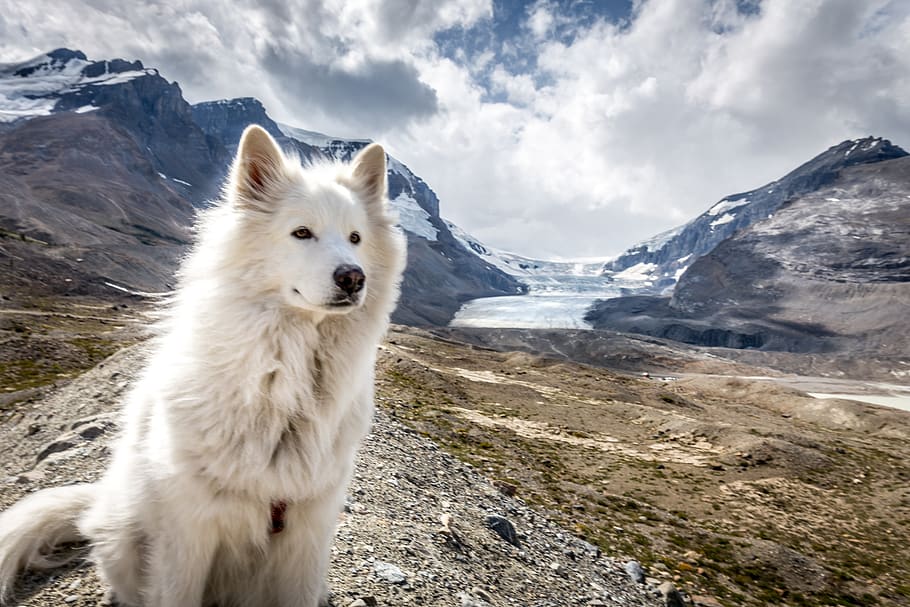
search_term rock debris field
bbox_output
[0,346,664,607]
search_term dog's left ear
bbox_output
[350,143,387,206]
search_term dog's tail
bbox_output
[0,484,95,603]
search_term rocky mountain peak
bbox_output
[6,48,87,77]
[191,97,285,145]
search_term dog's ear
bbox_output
[350,143,387,206]
[232,125,285,208]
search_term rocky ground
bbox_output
[0,309,664,607]
[2,299,910,606]
[378,328,910,607]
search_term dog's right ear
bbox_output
[231,125,285,209]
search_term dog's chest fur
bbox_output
[151,311,375,504]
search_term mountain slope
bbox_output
[0,49,522,324]
[586,155,910,368]
[605,137,908,291]
[0,112,194,295]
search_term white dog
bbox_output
[0,125,406,606]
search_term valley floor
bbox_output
[1,298,909,606]
[379,327,910,607]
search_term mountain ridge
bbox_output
[0,48,524,325]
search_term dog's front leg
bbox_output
[268,488,347,607]
[143,511,219,607]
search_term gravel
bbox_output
[0,346,662,606]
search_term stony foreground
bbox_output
[0,345,662,607]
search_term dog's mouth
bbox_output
[326,294,362,309]
[290,289,363,312]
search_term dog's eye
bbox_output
[349,231,361,244]
[292,227,313,240]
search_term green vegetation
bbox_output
[0,300,140,407]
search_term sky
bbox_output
[2,0,909,259]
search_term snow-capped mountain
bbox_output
[586,152,910,365]
[0,48,153,122]
[445,220,607,284]
[0,48,230,204]
[0,49,522,326]
[605,137,909,292]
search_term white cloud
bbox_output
[2,0,909,258]
[527,2,555,39]
[390,0,910,257]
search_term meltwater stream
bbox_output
[450,261,627,329]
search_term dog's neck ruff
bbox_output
[270,500,288,534]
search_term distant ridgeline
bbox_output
[603,137,908,294]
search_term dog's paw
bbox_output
[317,587,335,607]
[100,588,129,607]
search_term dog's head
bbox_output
[227,125,391,316]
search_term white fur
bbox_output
[0,126,406,606]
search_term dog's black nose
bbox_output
[334,265,365,295]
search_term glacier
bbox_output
[447,222,653,329]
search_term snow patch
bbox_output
[85,70,149,86]
[103,281,160,297]
[0,52,153,123]
[277,122,370,147]
[0,94,55,122]
[614,262,657,281]
[390,193,437,240]
[638,225,684,253]
[710,213,736,229]
[707,197,749,217]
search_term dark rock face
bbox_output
[191,98,285,145]
[59,75,228,204]
[190,98,324,164]
[588,155,910,356]
[606,138,908,290]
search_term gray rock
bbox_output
[35,438,77,464]
[485,514,520,547]
[373,560,407,584]
[625,560,646,584]
[457,591,491,607]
